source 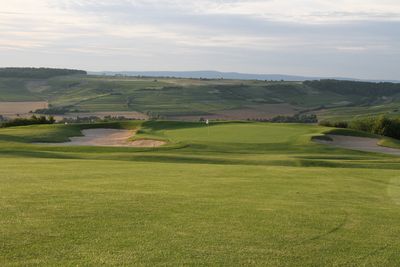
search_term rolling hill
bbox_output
[0,68,399,121]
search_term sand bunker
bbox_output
[37,129,166,147]
[315,134,400,156]
[129,139,167,147]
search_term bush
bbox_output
[371,116,396,137]
[270,114,318,123]
[319,121,348,128]
[248,114,318,123]
[59,115,136,124]
[334,121,348,128]
[35,106,70,115]
[304,80,400,97]
[319,120,332,127]
[322,116,400,140]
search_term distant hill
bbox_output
[1,71,400,121]
[90,70,319,81]
[90,70,400,83]
[0,68,87,79]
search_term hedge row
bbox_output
[320,116,400,139]
[0,115,55,128]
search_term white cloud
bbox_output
[57,0,400,22]
[200,0,400,22]
[0,0,399,79]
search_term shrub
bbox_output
[319,120,333,127]
[319,121,348,128]
[270,114,318,123]
[333,121,348,128]
[323,116,400,140]
[35,106,70,115]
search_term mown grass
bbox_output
[380,138,400,149]
[323,128,379,138]
[1,121,400,266]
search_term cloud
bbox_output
[0,0,399,79]
[57,0,400,22]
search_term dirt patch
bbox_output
[0,101,48,117]
[315,134,400,156]
[36,129,166,147]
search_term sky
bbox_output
[0,0,399,79]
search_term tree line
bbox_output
[320,116,400,140]
[304,80,400,96]
[0,68,87,79]
[0,115,55,128]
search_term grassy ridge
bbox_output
[380,138,400,149]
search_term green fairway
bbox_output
[1,121,400,266]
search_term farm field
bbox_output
[0,101,48,117]
[1,121,400,266]
[1,69,400,121]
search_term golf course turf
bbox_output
[1,121,400,266]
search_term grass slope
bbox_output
[380,138,400,149]
[1,121,400,266]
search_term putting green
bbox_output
[162,123,316,143]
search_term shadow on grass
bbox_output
[1,147,400,170]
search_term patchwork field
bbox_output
[1,121,400,266]
[1,71,400,121]
[170,104,298,121]
[62,111,148,120]
[0,101,48,117]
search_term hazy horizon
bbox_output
[1,0,399,80]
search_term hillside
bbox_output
[0,68,399,120]
[90,70,400,83]
[0,67,86,79]
[91,70,319,81]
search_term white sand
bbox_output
[315,134,400,156]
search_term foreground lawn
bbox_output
[1,121,400,266]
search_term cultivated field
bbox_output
[1,121,400,266]
[170,104,298,121]
[0,101,48,117]
[62,111,148,120]
[2,73,400,120]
